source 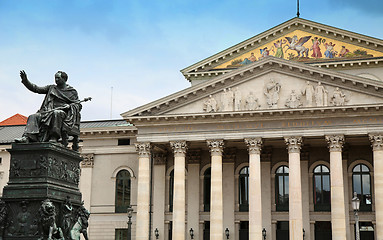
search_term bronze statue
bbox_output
[15,70,89,150]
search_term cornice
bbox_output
[181,18,383,76]
[127,103,383,125]
[80,126,137,136]
[122,57,383,119]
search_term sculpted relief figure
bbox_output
[285,90,302,108]
[314,82,328,107]
[264,79,281,108]
[330,87,347,106]
[301,81,314,107]
[245,92,260,110]
[234,87,242,111]
[203,95,218,112]
[222,88,234,111]
[15,71,88,150]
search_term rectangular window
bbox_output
[115,229,128,240]
[118,139,131,145]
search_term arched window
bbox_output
[203,168,211,212]
[169,170,174,212]
[115,170,131,213]
[239,166,249,212]
[313,165,331,211]
[353,164,372,211]
[275,165,289,211]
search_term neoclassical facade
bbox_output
[1,17,383,240]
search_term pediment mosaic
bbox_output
[169,72,383,115]
[214,30,383,70]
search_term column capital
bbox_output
[325,135,344,152]
[80,153,94,168]
[207,139,224,156]
[135,142,151,157]
[170,140,188,157]
[284,136,302,153]
[244,138,263,154]
[369,133,383,151]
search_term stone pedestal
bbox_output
[2,143,83,240]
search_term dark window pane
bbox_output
[362,174,371,194]
[115,170,131,213]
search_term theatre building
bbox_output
[1,17,383,240]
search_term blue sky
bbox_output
[0,0,382,121]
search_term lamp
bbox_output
[189,228,194,239]
[303,228,305,240]
[352,192,360,240]
[154,228,159,239]
[262,228,267,240]
[225,228,230,239]
[127,206,133,240]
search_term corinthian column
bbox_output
[170,140,188,240]
[285,136,303,240]
[245,138,263,240]
[207,140,224,240]
[369,134,383,239]
[135,142,151,240]
[326,135,347,240]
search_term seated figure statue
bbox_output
[15,70,82,150]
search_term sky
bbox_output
[0,0,382,121]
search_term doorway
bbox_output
[276,221,289,240]
[315,221,332,240]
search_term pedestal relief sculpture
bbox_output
[264,79,281,108]
[1,70,90,240]
[203,95,218,112]
[330,87,347,106]
[285,90,302,108]
[314,82,328,107]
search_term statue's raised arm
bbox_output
[15,70,86,151]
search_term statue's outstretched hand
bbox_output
[20,70,28,83]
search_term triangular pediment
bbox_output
[122,57,383,119]
[181,18,383,82]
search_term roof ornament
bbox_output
[297,0,300,18]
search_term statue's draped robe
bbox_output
[23,82,81,142]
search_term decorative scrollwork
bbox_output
[325,135,344,152]
[244,138,263,154]
[135,142,151,157]
[369,133,383,151]
[170,141,188,157]
[207,140,224,156]
[285,136,302,153]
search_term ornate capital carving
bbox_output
[187,149,201,164]
[153,153,167,165]
[325,135,344,152]
[170,141,188,157]
[369,133,383,151]
[135,142,151,157]
[244,138,263,154]
[81,153,94,168]
[207,140,224,156]
[285,136,302,153]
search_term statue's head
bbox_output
[55,71,68,85]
